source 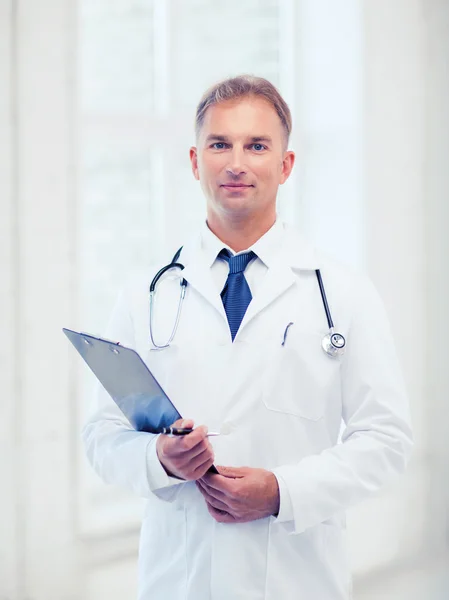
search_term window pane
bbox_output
[171,0,281,110]
[81,0,154,115]
[79,131,154,334]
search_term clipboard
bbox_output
[63,328,182,432]
[63,328,218,474]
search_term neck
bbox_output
[206,210,276,252]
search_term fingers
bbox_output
[200,466,245,488]
[189,451,216,480]
[199,489,232,514]
[196,479,228,502]
[177,425,210,451]
[169,449,214,481]
[196,483,235,517]
[160,437,213,468]
[163,423,210,454]
[172,418,195,429]
[167,433,212,462]
[156,421,215,480]
[206,504,236,523]
[216,465,246,478]
[199,472,237,495]
[186,446,215,477]
[196,481,231,512]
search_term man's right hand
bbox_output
[156,419,215,480]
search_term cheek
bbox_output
[254,162,282,186]
[199,155,225,180]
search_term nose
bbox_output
[226,146,247,178]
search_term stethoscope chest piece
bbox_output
[321,330,346,358]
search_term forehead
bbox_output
[200,96,284,140]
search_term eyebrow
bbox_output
[205,134,273,144]
[251,136,272,144]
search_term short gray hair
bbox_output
[195,75,292,145]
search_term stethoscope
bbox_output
[149,247,187,350]
[149,247,346,357]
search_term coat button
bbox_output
[220,422,232,435]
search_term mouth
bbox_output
[220,183,254,190]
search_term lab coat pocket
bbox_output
[262,328,341,421]
[320,519,352,598]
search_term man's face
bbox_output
[190,96,295,223]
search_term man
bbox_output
[83,75,413,599]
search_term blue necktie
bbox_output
[219,249,256,341]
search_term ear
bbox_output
[280,150,295,185]
[190,147,200,180]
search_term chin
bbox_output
[219,188,255,206]
[216,198,255,218]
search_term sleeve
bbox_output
[271,274,414,534]
[273,472,294,522]
[81,277,186,500]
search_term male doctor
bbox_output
[83,75,413,599]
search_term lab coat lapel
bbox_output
[240,260,296,330]
[178,226,319,331]
[180,237,226,320]
[237,227,320,333]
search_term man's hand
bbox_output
[196,466,280,523]
[156,419,215,481]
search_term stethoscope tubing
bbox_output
[150,262,187,292]
[149,247,345,356]
[315,269,334,330]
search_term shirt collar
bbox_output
[200,218,285,269]
[191,219,319,271]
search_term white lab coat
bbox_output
[82,223,413,600]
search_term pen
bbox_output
[282,322,294,346]
[159,427,220,437]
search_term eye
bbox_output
[251,143,266,151]
[211,142,228,150]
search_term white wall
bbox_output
[348,0,428,575]
[0,1,19,596]
[422,0,449,556]
[351,0,449,583]
[0,0,81,598]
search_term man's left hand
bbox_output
[196,466,280,524]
